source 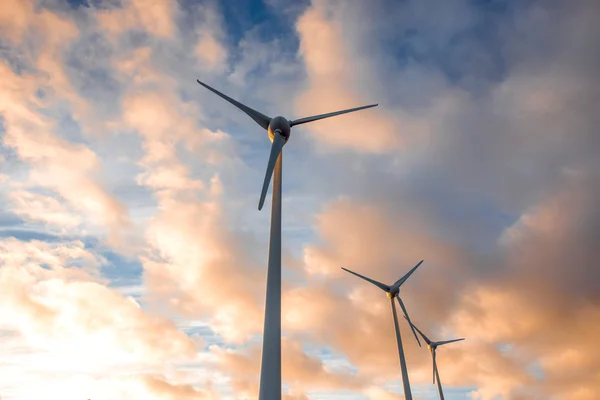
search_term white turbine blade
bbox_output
[341,267,390,292]
[397,297,421,347]
[258,132,286,210]
[392,260,424,289]
[197,79,271,130]
[437,338,465,346]
[289,104,378,127]
[403,315,432,345]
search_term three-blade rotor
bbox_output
[404,316,465,385]
[341,260,424,347]
[196,79,377,210]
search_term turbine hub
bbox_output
[268,116,291,143]
[386,292,396,299]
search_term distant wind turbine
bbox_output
[341,260,424,400]
[197,79,377,400]
[404,316,465,400]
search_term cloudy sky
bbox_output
[1,0,599,399]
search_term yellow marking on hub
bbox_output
[387,292,395,299]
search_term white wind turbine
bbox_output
[197,79,377,400]
[341,260,424,400]
[404,317,465,400]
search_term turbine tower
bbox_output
[197,79,377,400]
[341,260,424,400]
[404,317,465,400]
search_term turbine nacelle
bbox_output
[268,116,291,143]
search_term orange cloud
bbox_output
[0,62,132,246]
[294,1,430,153]
[8,190,82,230]
[0,0,78,45]
[97,0,177,38]
[210,337,366,397]
[0,238,205,399]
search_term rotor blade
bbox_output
[197,79,271,130]
[397,297,421,347]
[432,349,436,385]
[258,132,286,210]
[289,104,378,127]
[437,338,465,346]
[392,260,424,289]
[402,315,432,345]
[340,267,390,292]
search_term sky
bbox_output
[0,0,599,399]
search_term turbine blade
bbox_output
[398,297,421,347]
[433,349,437,385]
[258,132,286,210]
[392,260,424,289]
[289,104,378,127]
[340,267,390,292]
[402,315,432,345]
[437,338,465,346]
[197,79,271,130]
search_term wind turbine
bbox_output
[197,79,377,400]
[341,260,424,400]
[404,317,465,400]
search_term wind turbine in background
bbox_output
[341,260,424,400]
[404,316,465,400]
[197,79,377,400]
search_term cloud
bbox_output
[97,0,177,38]
[210,337,366,397]
[0,12,133,246]
[7,189,81,230]
[0,238,207,399]
[294,1,410,153]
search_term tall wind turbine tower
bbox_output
[197,79,377,400]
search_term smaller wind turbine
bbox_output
[404,317,465,400]
[341,260,424,400]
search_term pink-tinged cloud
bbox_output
[0,0,78,45]
[97,0,177,38]
[294,0,430,154]
[0,238,206,399]
[7,190,82,230]
[209,337,366,398]
[0,52,132,247]
[141,195,265,344]
[282,185,598,397]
